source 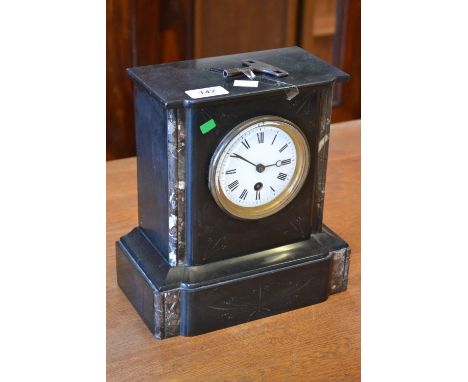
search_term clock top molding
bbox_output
[127,46,348,108]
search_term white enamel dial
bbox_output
[209,116,310,220]
[219,125,296,206]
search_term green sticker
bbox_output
[200,119,216,134]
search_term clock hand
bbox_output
[230,153,257,168]
[264,159,290,168]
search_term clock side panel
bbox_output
[133,85,169,260]
[185,86,329,266]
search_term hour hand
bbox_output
[230,153,257,167]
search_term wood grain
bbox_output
[193,0,298,59]
[107,120,361,381]
[301,0,337,63]
[106,0,135,160]
[331,0,361,123]
[107,0,193,160]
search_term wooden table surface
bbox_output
[107,120,361,382]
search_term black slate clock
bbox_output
[116,47,351,339]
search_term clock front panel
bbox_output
[185,87,324,266]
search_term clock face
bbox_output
[209,116,310,220]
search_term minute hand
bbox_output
[230,153,257,167]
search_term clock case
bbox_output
[116,47,351,338]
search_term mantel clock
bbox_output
[116,47,351,339]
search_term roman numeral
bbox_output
[279,144,288,153]
[257,132,264,144]
[270,186,275,192]
[225,169,236,174]
[271,134,277,145]
[277,172,287,181]
[241,139,250,149]
[256,190,261,200]
[240,189,248,200]
[228,180,239,191]
[281,159,291,166]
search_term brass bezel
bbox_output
[208,115,310,220]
